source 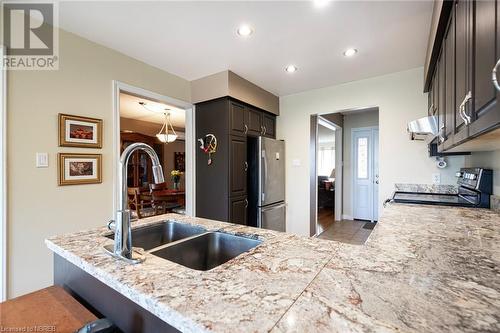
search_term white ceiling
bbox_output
[120,92,186,127]
[58,1,432,96]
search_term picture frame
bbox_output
[174,152,185,172]
[59,113,103,148]
[58,153,102,186]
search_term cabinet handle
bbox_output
[260,125,264,136]
[244,124,248,135]
[493,58,500,92]
[263,126,267,136]
[244,161,248,172]
[244,198,248,208]
[459,91,472,124]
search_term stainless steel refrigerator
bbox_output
[247,137,286,232]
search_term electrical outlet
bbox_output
[432,173,441,184]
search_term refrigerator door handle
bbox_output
[260,202,286,212]
[261,150,267,202]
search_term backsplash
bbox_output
[394,183,458,194]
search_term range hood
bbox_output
[407,115,438,141]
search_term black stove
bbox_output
[390,168,493,208]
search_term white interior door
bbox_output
[352,127,378,221]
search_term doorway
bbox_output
[310,107,379,243]
[112,82,195,217]
[352,127,379,222]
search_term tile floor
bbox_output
[318,219,374,245]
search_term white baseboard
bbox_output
[342,214,353,220]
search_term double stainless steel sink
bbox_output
[106,221,261,271]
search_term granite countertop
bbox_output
[46,204,500,332]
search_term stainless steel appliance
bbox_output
[388,168,493,208]
[247,137,286,231]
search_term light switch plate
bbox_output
[432,173,441,184]
[36,153,49,168]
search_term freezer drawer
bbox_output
[258,202,286,232]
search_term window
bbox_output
[357,137,368,179]
[318,147,335,177]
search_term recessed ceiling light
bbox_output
[343,48,358,57]
[237,24,254,37]
[285,65,298,73]
[313,0,330,8]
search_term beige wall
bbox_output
[7,28,191,297]
[342,110,379,218]
[465,149,500,196]
[277,67,465,236]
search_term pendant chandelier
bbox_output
[138,101,177,143]
[156,112,177,143]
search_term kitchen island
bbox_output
[46,204,500,332]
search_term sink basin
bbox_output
[106,221,206,251]
[151,232,262,271]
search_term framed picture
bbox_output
[174,152,185,171]
[58,153,102,186]
[59,114,103,148]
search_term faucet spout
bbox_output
[111,142,165,263]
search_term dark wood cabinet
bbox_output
[230,196,248,225]
[444,13,455,144]
[262,113,276,138]
[195,96,277,223]
[230,101,247,137]
[426,0,500,152]
[246,107,263,136]
[229,136,247,197]
[470,0,500,137]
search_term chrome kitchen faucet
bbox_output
[105,142,165,264]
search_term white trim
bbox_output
[351,126,379,222]
[315,116,343,234]
[0,45,7,301]
[342,214,353,220]
[112,81,195,216]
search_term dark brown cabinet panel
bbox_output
[470,0,500,136]
[246,107,263,136]
[453,0,471,143]
[230,102,247,137]
[444,14,455,142]
[437,50,446,150]
[230,196,248,226]
[229,136,247,197]
[262,113,276,138]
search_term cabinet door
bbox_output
[262,113,276,139]
[437,50,446,150]
[444,13,455,143]
[246,107,262,137]
[470,0,500,136]
[454,0,472,144]
[229,136,247,197]
[230,101,247,137]
[230,196,248,225]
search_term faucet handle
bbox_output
[107,220,116,231]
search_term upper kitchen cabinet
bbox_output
[246,106,263,137]
[262,113,276,138]
[425,0,500,152]
[470,0,500,137]
[230,101,247,137]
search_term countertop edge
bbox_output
[44,239,211,333]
